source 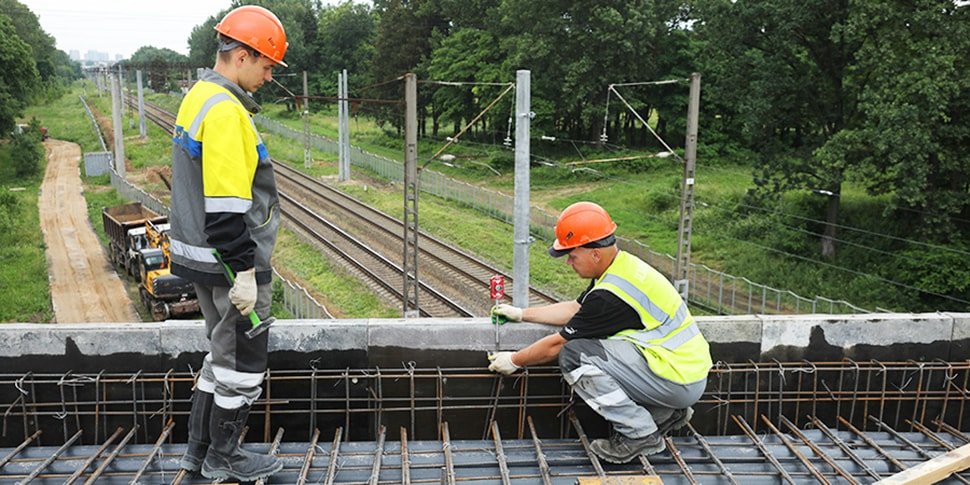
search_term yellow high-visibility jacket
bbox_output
[591,251,712,384]
[169,69,279,286]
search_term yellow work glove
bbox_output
[228,268,257,315]
[488,351,521,375]
[491,304,523,324]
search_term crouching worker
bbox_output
[487,201,712,463]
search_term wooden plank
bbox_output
[576,477,664,484]
[875,442,970,485]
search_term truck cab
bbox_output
[126,223,170,280]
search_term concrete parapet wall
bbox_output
[0,312,967,373]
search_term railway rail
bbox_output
[130,96,558,317]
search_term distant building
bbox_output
[85,50,109,62]
[69,50,80,61]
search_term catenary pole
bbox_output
[674,73,701,300]
[337,71,347,181]
[136,70,146,139]
[110,73,126,177]
[403,73,419,317]
[513,70,532,308]
[303,70,311,169]
[341,69,350,179]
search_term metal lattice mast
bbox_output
[674,73,701,300]
[403,73,420,317]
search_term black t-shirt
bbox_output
[559,280,643,340]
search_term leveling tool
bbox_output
[489,275,506,349]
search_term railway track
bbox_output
[131,96,559,316]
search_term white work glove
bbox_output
[228,268,257,315]
[488,351,521,375]
[491,304,523,323]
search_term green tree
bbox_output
[124,46,190,91]
[0,13,40,135]
[370,0,447,132]
[10,131,44,177]
[497,0,692,142]
[695,0,970,258]
[187,12,226,67]
[824,1,970,242]
[425,28,510,140]
[694,0,867,258]
[315,2,376,95]
[0,0,79,94]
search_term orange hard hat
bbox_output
[215,5,289,67]
[549,202,618,257]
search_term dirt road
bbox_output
[38,139,139,323]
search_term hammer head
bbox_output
[245,316,276,339]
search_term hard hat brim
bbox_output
[548,234,617,258]
[548,245,571,258]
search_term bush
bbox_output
[0,189,20,232]
[10,133,44,178]
[10,130,44,177]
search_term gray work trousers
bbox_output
[194,282,273,410]
[559,338,706,439]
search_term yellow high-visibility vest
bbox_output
[592,251,712,384]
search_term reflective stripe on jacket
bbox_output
[590,251,712,384]
[169,69,279,286]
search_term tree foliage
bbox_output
[694,0,970,259]
[315,2,376,95]
[0,13,40,135]
[0,0,80,96]
[10,129,44,178]
[122,46,191,92]
[187,12,226,68]
[169,0,968,309]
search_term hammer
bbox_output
[212,249,275,339]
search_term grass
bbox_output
[0,82,117,323]
[273,228,399,318]
[0,142,51,322]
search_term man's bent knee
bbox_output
[559,339,607,373]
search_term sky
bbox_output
[20,1,233,59]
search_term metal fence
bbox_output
[254,116,874,315]
[79,96,108,152]
[273,268,333,319]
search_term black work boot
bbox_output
[590,428,666,463]
[179,389,213,473]
[657,407,694,436]
[201,404,283,481]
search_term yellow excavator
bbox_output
[138,220,200,321]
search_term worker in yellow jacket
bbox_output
[489,201,712,463]
[169,6,287,482]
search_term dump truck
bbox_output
[103,202,168,280]
[138,220,199,321]
[102,203,199,321]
